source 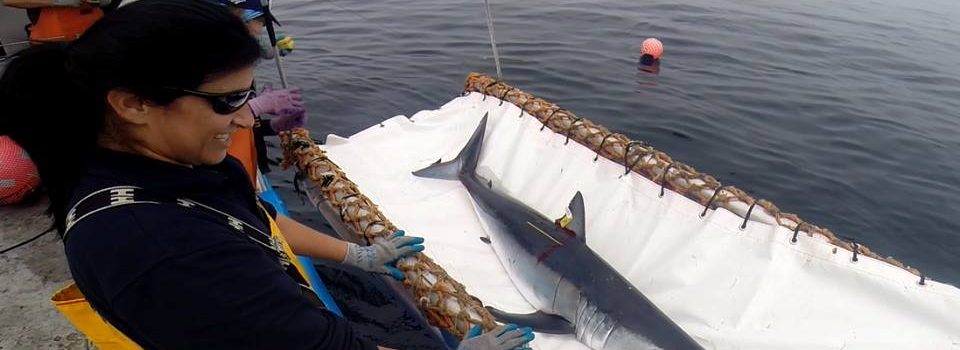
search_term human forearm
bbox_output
[276,215,425,280]
[275,214,349,261]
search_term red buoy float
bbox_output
[0,136,41,205]
[641,37,664,60]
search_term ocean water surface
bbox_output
[260,0,960,344]
[269,0,960,283]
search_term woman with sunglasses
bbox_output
[0,0,534,349]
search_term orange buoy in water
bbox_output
[0,136,41,205]
[641,38,664,60]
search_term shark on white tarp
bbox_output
[414,114,703,350]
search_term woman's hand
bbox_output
[247,84,304,118]
[268,108,306,132]
[341,230,425,280]
[457,324,535,350]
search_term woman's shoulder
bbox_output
[66,200,249,257]
[64,202,258,299]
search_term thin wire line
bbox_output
[0,227,54,255]
[318,0,400,35]
[482,0,503,79]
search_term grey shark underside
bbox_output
[413,114,703,350]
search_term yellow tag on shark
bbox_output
[557,208,574,228]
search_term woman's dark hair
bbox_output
[0,0,261,235]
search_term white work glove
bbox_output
[341,230,424,280]
[457,324,535,350]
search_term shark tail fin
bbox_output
[412,113,488,180]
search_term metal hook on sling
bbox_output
[481,81,499,101]
[700,186,731,218]
[541,108,564,131]
[791,222,803,244]
[564,118,584,145]
[850,240,860,263]
[498,87,514,106]
[518,99,532,118]
[593,134,618,162]
[623,141,648,176]
[739,200,758,231]
[658,163,675,198]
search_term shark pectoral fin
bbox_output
[486,307,574,334]
[565,191,586,243]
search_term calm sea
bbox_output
[262,0,960,345]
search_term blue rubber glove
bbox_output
[341,230,425,280]
[457,324,535,350]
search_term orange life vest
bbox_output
[227,128,258,186]
[29,6,103,43]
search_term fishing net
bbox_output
[280,132,497,337]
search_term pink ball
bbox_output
[641,38,664,59]
[0,136,41,205]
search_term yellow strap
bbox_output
[50,284,141,349]
[263,209,314,290]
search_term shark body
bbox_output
[414,115,703,350]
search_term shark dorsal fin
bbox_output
[566,192,586,243]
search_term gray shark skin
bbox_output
[413,115,703,350]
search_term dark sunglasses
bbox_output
[161,86,257,115]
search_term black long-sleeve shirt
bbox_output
[64,150,377,350]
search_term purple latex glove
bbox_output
[269,107,307,132]
[247,84,304,117]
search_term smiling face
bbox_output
[108,65,257,167]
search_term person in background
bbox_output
[2,0,114,43]
[0,0,533,348]
[227,5,304,185]
[241,8,295,59]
